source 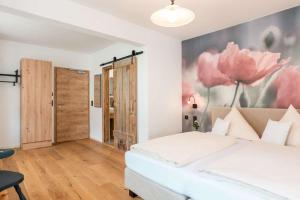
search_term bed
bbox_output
[125,107,299,200]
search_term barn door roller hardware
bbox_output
[100,50,143,66]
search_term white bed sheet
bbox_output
[125,140,286,200]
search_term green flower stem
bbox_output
[200,87,211,129]
[230,81,240,107]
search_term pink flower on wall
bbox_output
[218,42,288,85]
[197,52,233,87]
[182,82,193,106]
[274,67,300,108]
[218,42,289,107]
[196,52,233,127]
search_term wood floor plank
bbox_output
[0,139,139,200]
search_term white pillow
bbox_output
[280,105,300,146]
[212,118,230,136]
[224,107,259,141]
[261,119,292,145]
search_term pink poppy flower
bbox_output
[274,67,300,108]
[218,42,289,85]
[182,82,193,106]
[197,52,233,87]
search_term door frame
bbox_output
[54,67,90,143]
[102,65,112,144]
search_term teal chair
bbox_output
[0,149,26,200]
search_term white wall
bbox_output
[0,38,172,148]
[89,43,147,142]
[0,39,143,147]
[0,0,182,144]
[0,39,91,148]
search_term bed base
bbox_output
[125,168,190,200]
[129,190,138,198]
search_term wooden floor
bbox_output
[0,139,140,200]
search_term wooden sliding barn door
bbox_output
[55,67,90,142]
[113,58,137,151]
[21,59,53,150]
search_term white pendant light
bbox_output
[151,0,195,27]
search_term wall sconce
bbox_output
[187,95,197,109]
[185,95,199,130]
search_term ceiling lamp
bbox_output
[151,0,195,27]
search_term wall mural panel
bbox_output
[182,6,300,132]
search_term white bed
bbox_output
[126,139,286,200]
[125,107,299,200]
[198,141,300,200]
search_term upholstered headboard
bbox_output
[211,107,300,137]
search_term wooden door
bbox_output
[113,58,137,151]
[55,67,90,142]
[21,58,53,150]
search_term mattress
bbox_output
[130,132,237,167]
[198,142,298,199]
[125,140,285,200]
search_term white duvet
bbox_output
[200,142,300,199]
[130,132,237,167]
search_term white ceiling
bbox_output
[1,1,299,51]
[71,0,300,40]
[0,11,115,53]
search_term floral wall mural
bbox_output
[182,6,300,132]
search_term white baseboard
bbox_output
[89,136,102,143]
[0,144,20,149]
